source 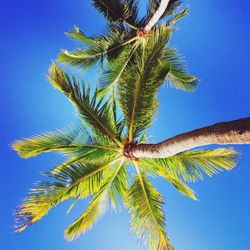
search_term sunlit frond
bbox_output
[15,157,123,233]
[167,7,189,26]
[140,158,196,200]
[108,162,129,211]
[47,63,123,147]
[163,47,198,91]
[50,146,120,174]
[65,190,108,241]
[58,27,137,70]
[12,124,90,159]
[127,164,173,250]
[98,41,140,98]
[165,175,197,200]
[64,159,125,241]
[150,148,239,182]
[49,158,122,200]
[118,27,172,140]
[15,181,66,233]
[66,26,95,45]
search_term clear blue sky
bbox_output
[1,0,249,249]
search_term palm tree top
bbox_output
[12,1,246,250]
[13,63,239,250]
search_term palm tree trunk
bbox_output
[132,118,250,158]
[144,0,170,32]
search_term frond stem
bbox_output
[101,40,140,97]
[71,97,124,148]
[124,21,139,31]
[128,44,145,141]
[64,36,138,61]
[128,40,160,141]
[38,144,121,153]
[133,162,164,234]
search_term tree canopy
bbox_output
[13,1,243,250]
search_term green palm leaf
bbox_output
[164,47,198,91]
[141,158,197,200]
[98,41,140,98]
[167,7,189,26]
[92,0,138,26]
[66,26,95,45]
[118,27,172,140]
[65,159,126,241]
[12,124,92,158]
[164,0,182,16]
[127,163,173,250]
[50,157,123,201]
[150,148,239,182]
[65,189,108,241]
[58,48,103,69]
[15,181,66,233]
[15,157,123,233]
[58,27,137,70]
[108,162,129,211]
[50,145,120,174]
[92,0,124,23]
[164,175,197,200]
[47,63,123,147]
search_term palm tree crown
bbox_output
[13,1,240,250]
[58,0,196,97]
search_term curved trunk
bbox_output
[144,0,170,32]
[132,118,250,158]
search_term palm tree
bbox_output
[57,0,195,97]
[13,61,244,250]
[12,1,250,250]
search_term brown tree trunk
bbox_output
[144,0,170,32]
[132,118,250,158]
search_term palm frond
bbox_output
[98,41,140,98]
[15,181,66,233]
[50,146,120,174]
[15,157,123,233]
[57,47,105,70]
[167,7,189,26]
[58,26,137,69]
[49,159,122,200]
[164,47,198,91]
[64,159,125,241]
[118,27,172,140]
[92,0,139,26]
[47,63,123,147]
[92,0,126,23]
[12,124,91,159]
[122,0,139,27]
[163,0,182,16]
[66,26,94,45]
[108,162,129,211]
[165,176,197,200]
[151,148,239,182]
[127,163,173,250]
[141,158,196,200]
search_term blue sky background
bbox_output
[1,0,250,249]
